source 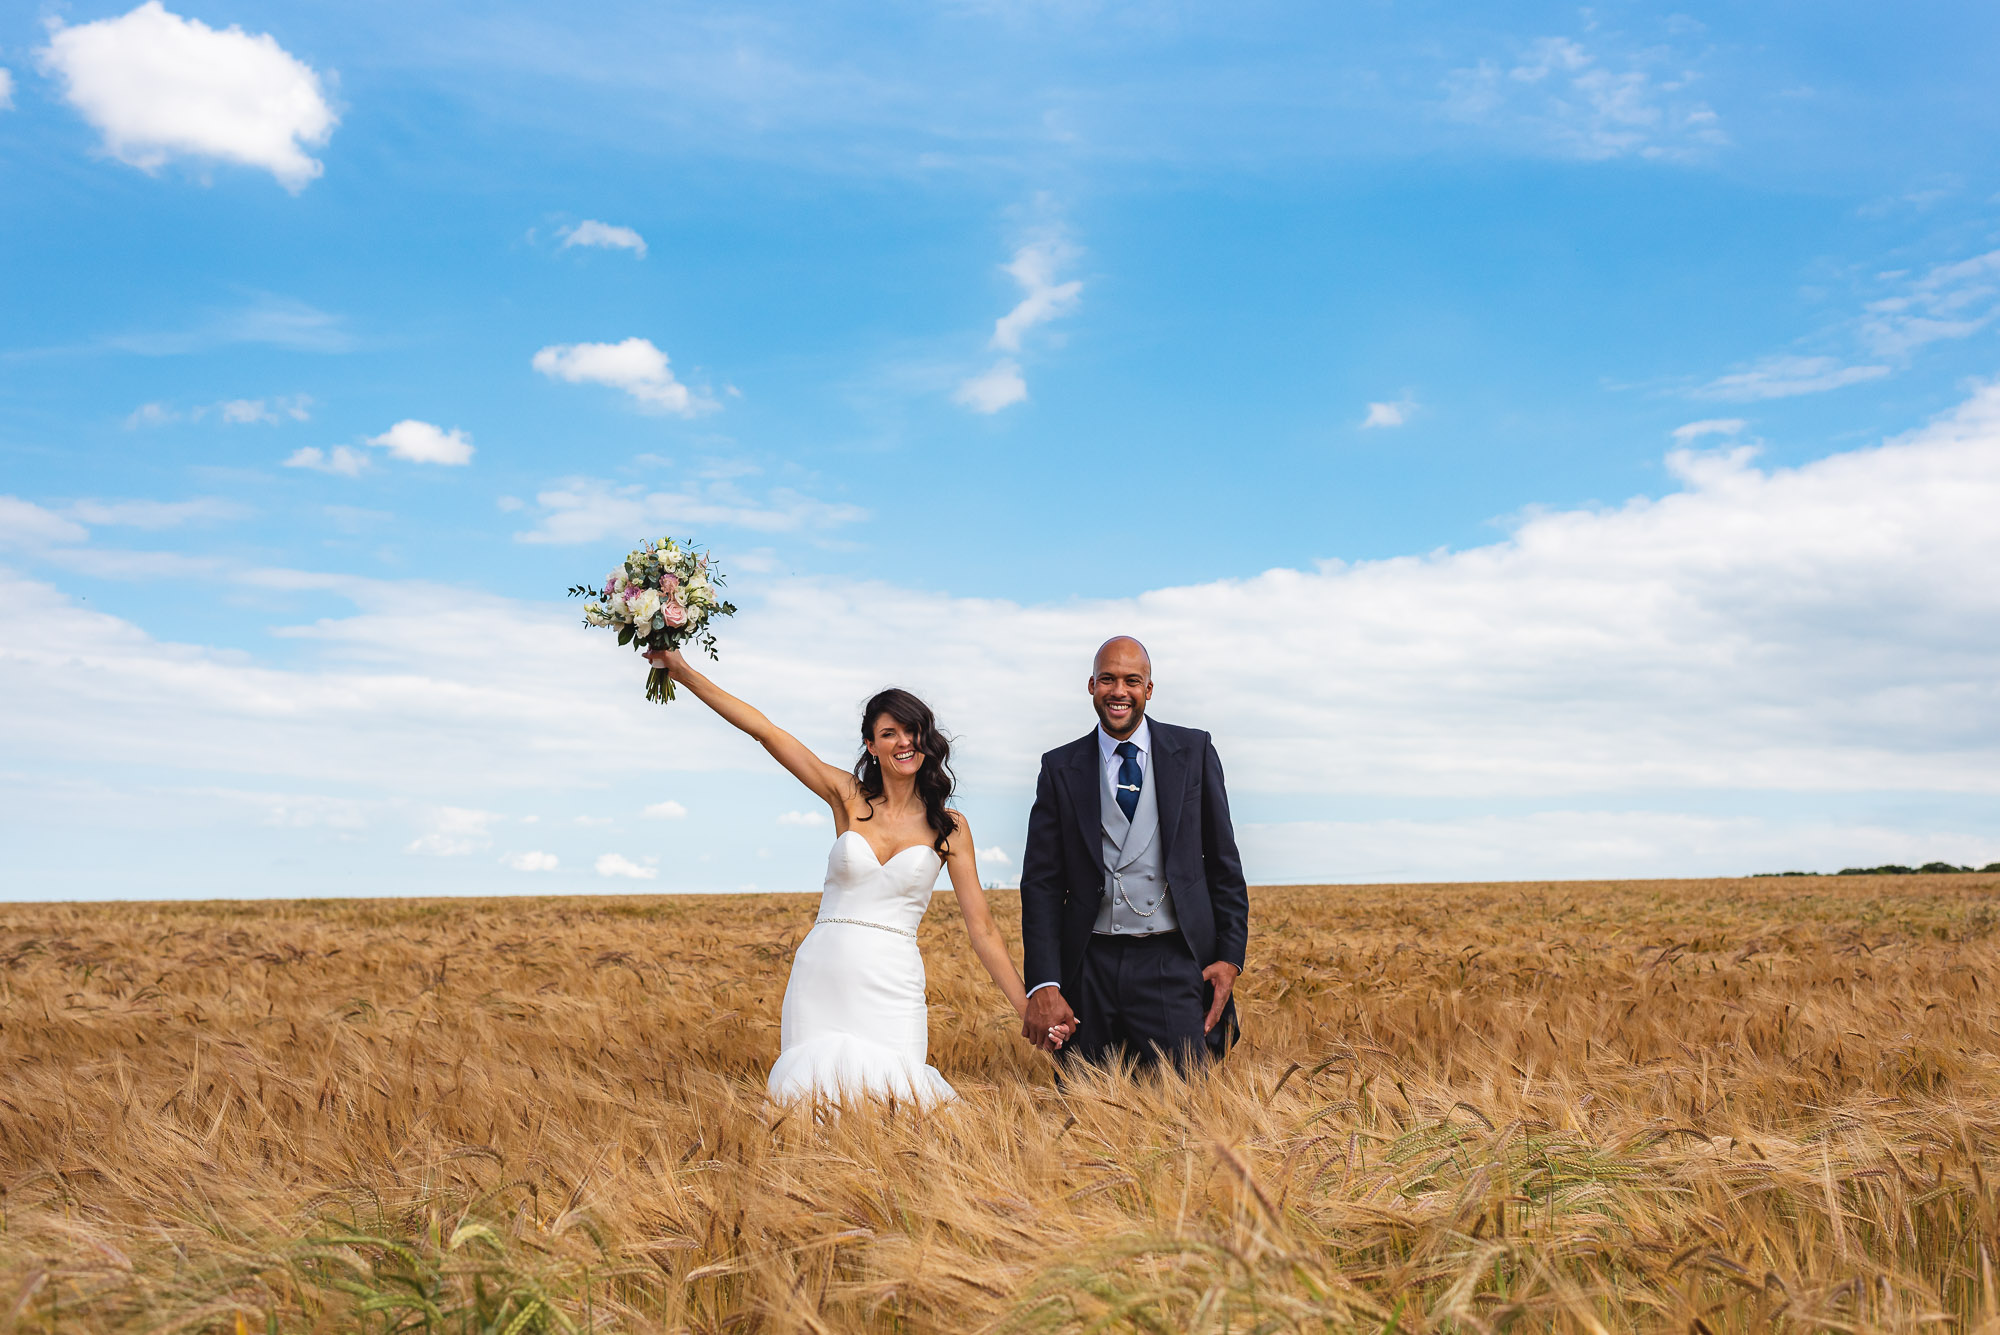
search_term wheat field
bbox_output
[3,874,1999,1334]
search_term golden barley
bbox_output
[3,874,1998,1333]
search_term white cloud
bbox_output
[8,380,2000,887]
[367,420,474,466]
[514,476,867,544]
[407,807,496,857]
[0,68,13,111]
[1361,396,1418,429]
[0,498,88,547]
[978,845,1013,866]
[531,338,712,416]
[954,359,1028,414]
[1444,30,1726,162]
[560,220,647,258]
[1695,355,1890,402]
[990,238,1082,352]
[38,2,337,192]
[595,853,657,880]
[777,809,828,827]
[501,850,559,872]
[285,445,369,477]
[1671,418,1745,442]
[643,800,688,820]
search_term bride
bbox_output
[643,648,1067,1103]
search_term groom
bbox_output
[1019,637,1249,1071]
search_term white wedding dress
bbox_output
[766,829,957,1105]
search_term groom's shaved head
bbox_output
[1093,636,1151,678]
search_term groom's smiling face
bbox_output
[1089,637,1154,739]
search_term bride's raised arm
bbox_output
[643,647,855,819]
[938,812,1034,1023]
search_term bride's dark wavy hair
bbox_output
[852,688,958,857]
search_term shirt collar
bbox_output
[1098,716,1151,763]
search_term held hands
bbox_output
[1023,987,1078,1054]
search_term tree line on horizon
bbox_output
[1759,861,2000,877]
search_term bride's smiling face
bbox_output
[865,715,926,780]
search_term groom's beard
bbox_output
[1094,696,1145,737]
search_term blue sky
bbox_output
[4,1,2000,898]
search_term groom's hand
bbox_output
[1024,987,1075,1052]
[1202,961,1239,1034]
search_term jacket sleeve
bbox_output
[1018,758,1067,990]
[1200,734,1250,970]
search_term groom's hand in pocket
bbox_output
[1024,987,1076,1053]
[1202,961,1239,1034]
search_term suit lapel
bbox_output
[1060,732,1106,875]
[1150,722,1186,860]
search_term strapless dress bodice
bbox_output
[815,829,943,936]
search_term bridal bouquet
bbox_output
[568,537,737,703]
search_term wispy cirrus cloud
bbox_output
[127,394,312,428]
[0,494,240,542]
[1693,355,1890,403]
[1443,29,1726,163]
[956,231,1082,415]
[513,475,867,544]
[104,295,353,356]
[1690,247,2000,403]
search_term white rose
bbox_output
[629,589,662,623]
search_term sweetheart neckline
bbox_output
[837,828,939,866]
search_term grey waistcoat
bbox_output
[1093,749,1179,935]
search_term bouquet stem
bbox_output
[646,666,678,704]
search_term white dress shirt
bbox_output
[1027,718,1152,998]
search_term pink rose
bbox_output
[662,602,687,628]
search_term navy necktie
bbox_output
[1114,740,1142,821]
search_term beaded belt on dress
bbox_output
[814,916,917,939]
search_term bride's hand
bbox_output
[642,647,687,677]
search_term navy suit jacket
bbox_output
[1019,720,1249,1046]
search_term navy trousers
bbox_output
[1059,931,1210,1075]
